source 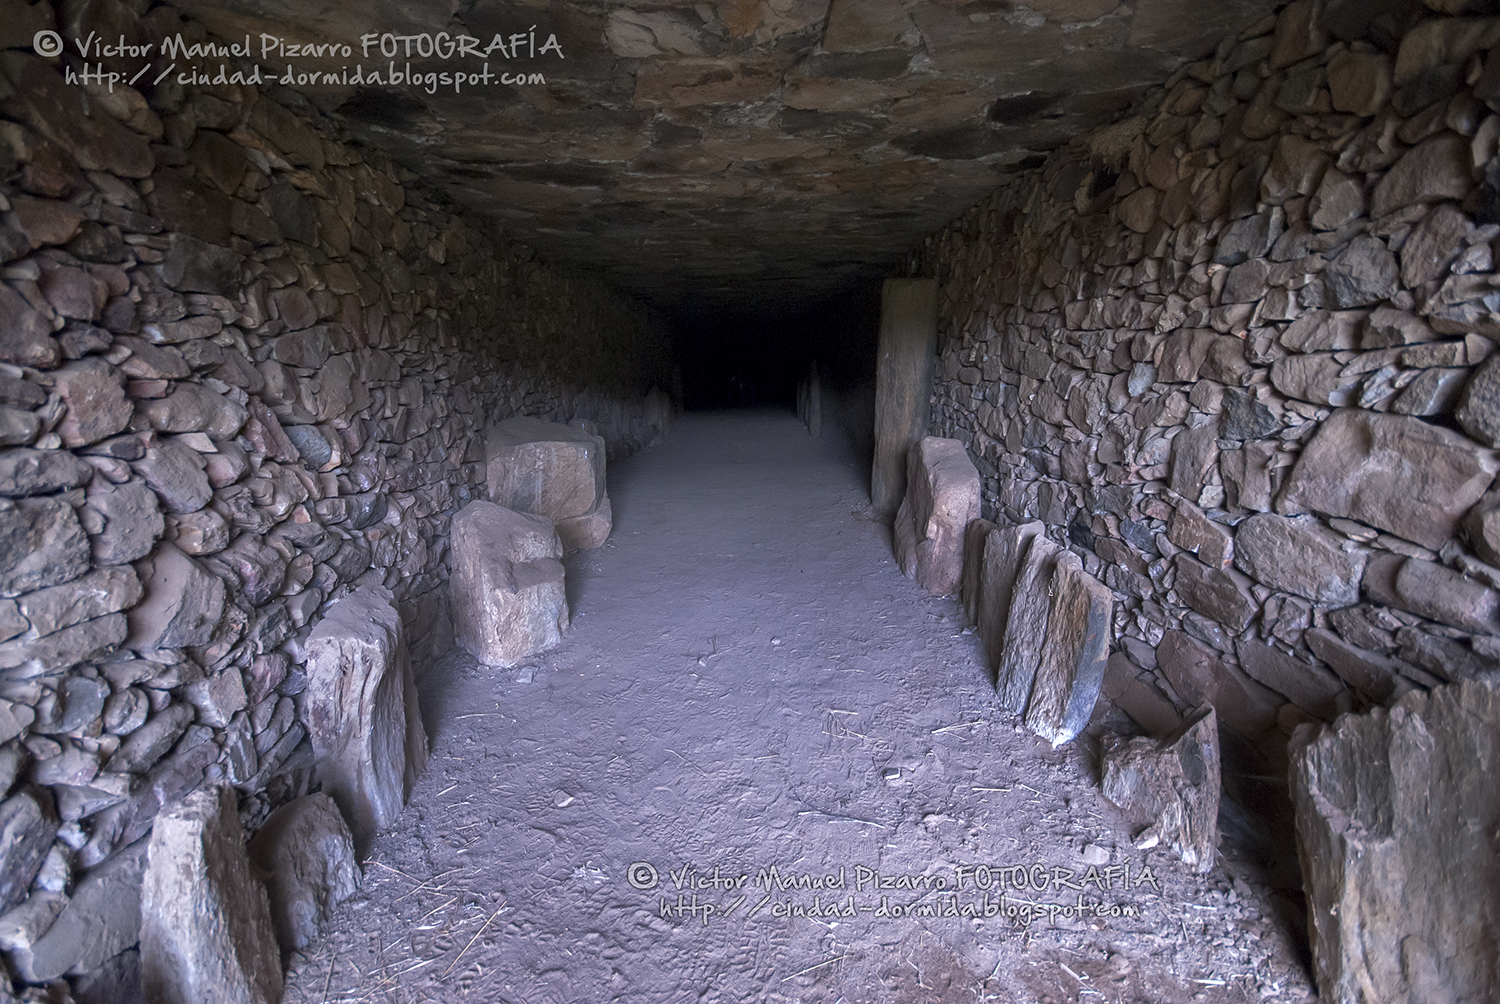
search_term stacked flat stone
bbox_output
[0,7,673,993]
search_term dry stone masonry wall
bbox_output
[916,0,1500,765]
[0,1,672,993]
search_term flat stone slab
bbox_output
[894,436,981,596]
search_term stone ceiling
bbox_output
[166,0,1283,315]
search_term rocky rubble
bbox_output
[0,2,673,995]
[922,0,1500,756]
[917,2,1500,996]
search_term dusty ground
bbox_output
[282,411,1318,1004]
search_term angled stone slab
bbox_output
[995,534,1062,714]
[1024,550,1113,747]
[302,585,427,854]
[977,520,1047,675]
[960,518,996,627]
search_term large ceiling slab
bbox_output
[164,0,1282,313]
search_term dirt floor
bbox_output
[281,410,1319,1004]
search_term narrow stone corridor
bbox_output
[282,412,1312,1004]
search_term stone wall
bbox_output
[915,1,1500,764]
[0,2,672,992]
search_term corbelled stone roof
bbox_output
[166,0,1282,313]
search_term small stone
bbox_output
[105,704,192,774]
[1305,627,1414,704]
[84,481,164,566]
[1456,355,1500,447]
[1394,557,1500,634]
[141,784,282,1004]
[131,438,211,514]
[1401,203,1470,288]
[140,385,248,440]
[1233,513,1367,605]
[0,448,92,498]
[1156,629,1279,736]
[1168,500,1233,568]
[25,837,149,981]
[1327,50,1393,117]
[1237,639,1346,719]
[1323,236,1399,308]
[125,543,226,650]
[18,566,142,637]
[1308,169,1366,231]
[52,359,131,448]
[1371,132,1474,218]
[1174,554,1258,632]
[246,792,360,956]
[1392,367,1468,415]
[182,668,247,729]
[272,325,331,369]
[1278,409,1500,550]
[0,497,89,597]
[168,509,229,555]
[0,790,57,913]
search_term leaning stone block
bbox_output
[959,518,995,627]
[1024,550,1113,747]
[1102,707,1221,873]
[1292,679,1500,1004]
[450,500,569,669]
[893,436,981,596]
[995,534,1062,714]
[486,417,611,550]
[247,792,360,956]
[302,585,428,853]
[140,785,282,1004]
[976,520,1046,675]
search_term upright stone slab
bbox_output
[893,437,981,596]
[960,519,996,626]
[140,785,282,1004]
[995,534,1062,713]
[1292,680,1500,1004]
[486,416,611,550]
[871,278,937,519]
[449,500,569,668]
[1102,708,1221,873]
[1024,551,1113,747]
[977,520,1046,674]
[301,585,427,854]
[247,792,360,956]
